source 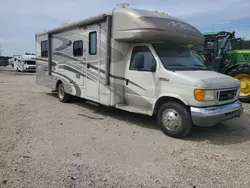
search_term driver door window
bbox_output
[130,46,156,72]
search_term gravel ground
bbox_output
[0,66,250,188]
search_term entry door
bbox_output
[124,45,158,110]
[86,31,99,100]
[19,60,24,71]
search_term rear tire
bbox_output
[228,66,250,102]
[157,102,192,138]
[57,83,71,103]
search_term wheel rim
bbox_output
[234,73,250,97]
[58,85,64,100]
[162,109,181,131]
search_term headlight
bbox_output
[194,89,215,101]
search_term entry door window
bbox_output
[129,46,156,72]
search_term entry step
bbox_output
[115,104,151,115]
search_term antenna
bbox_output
[117,3,129,8]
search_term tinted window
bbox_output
[130,46,156,72]
[41,40,48,57]
[89,31,97,55]
[73,40,83,57]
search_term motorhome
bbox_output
[8,55,20,67]
[13,53,36,72]
[35,6,243,138]
[8,57,14,67]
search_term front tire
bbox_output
[157,102,192,138]
[57,83,71,103]
[228,66,250,102]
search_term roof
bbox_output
[203,31,232,36]
[17,54,36,61]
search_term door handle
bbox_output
[125,79,129,85]
[159,77,170,82]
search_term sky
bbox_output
[0,0,250,56]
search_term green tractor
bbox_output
[193,31,250,102]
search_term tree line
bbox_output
[232,39,250,49]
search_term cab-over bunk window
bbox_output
[130,46,156,72]
[89,31,97,55]
[73,40,83,57]
[41,40,48,57]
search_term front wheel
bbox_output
[228,66,250,102]
[57,83,71,103]
[157,102,192,138]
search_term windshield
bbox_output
[152,44,208,71]
[26,61,36,65]
[217,37,232,52]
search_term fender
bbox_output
[224,62,250,74]
[152,93,189,114]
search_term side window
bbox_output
[73,40,83,57]
[130,46,156,72]
[89,31,97,55]
[41,40,48,57]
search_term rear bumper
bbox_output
[190,100,243,127]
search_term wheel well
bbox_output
[153,96,188,114]
[55,80,62,90]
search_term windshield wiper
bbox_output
[167,64,188,67]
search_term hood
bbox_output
[226,49,250,63]
[174,70,240,89]
[227,49,250,54]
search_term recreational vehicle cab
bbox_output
[35,7,243,138]
[13,53,36,72]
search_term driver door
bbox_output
[124,45,158,110]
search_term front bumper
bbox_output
[190,100,243,127]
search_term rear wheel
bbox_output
[157,101,192,138]
[228,66,250,102]
[57,83,71,103]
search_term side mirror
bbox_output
[133,54,144,70]
[151,63,156,72]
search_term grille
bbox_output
[217,89,237,102]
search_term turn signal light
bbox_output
[194,89,205,101]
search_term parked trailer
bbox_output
[36,7,243,138]
[8,58,14,67]
[13,53,36,72]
